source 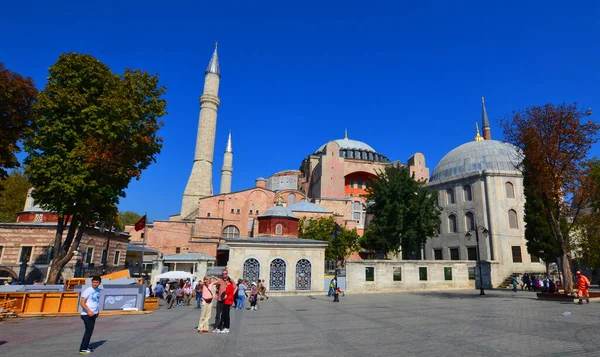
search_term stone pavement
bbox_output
[1,289,600,357]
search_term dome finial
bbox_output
[475,122,483,141]
[344,128,348,139]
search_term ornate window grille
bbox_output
[295,259,311,290]
[243,258,260,283]
[269,258,286,291]
[223,225,240,238]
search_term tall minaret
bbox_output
[220,130,233,194]
[482,96,491,140]
[181,44,221,217]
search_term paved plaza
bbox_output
[1,289,600,357]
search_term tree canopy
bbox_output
[117,211,143,230]
[298,216,360,261]
[502,103,600,293]
[0,63,38,180]
[23,53,167,283]
[360,166,441,258]
[0,170,31,222]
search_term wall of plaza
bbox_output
[345,260,496,293]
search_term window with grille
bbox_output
[101,249,108,264]
[444,267,453,280]
[450,248,459,260]
[447,189,455,204]
[448,214,457,233]
[505,182,515,199]
[113,250,121,265]
[352,201,365,226]
[463,185,472,201]
[86,247,94,264]
[365,267,375,281]
[511,246,522,263]
[223,225,240,238]
[393,267,402,281]
[508,209,518,229]
[465,212,475,231]
[468,267,476,280]
[434,249,442,260]
[19,246,32,263]
[275,224,283,235]
[419,267,428,281]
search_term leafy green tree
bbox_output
[117,211,143,230]
[298,216,360,261]
[361,166,441,258]
[24,53,167,283]
[0,170,31,222]
[0,63,38,180]
[502,103,600,293]
[572,159,600,270]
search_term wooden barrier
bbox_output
[0,292,80,314]
[66,278,88,290]
[144,297,159,311]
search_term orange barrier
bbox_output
[66,278,88,290]
[101,269,130,281]
[144,297,159,311]
[0,292,80,314]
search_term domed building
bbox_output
[299,130,429,234]
[425,99,544,287]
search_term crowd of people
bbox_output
[146,270,269,334]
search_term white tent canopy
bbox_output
[154,271,195,282]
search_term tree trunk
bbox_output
[562,250,573,294]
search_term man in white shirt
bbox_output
[79,276,102,354]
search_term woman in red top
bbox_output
[217,277,235,333]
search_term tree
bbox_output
[298,216,360,261]
[572,159,600,270]
[23,53,167,283]
[117,211,143,230]
[361,166,441,258]
[0,63,38,180]
[0,170,31,222]
[501,103,600,293]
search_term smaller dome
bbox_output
[259,204,299,220]
[288,201,330,213]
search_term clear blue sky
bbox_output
[2,1,599,220]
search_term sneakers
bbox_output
[79,349,93,354]
[220,328,230,334]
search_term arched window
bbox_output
[508,209,519,229]
[352,201,365,226]
[465,212,475,231]
[505,182,515,199]
[463,185,473,201]
[357,178,363,188]
[243,258,260,283]
[275,224,283,235]
[295,259,311,290]
[223,225,240,238]
[448,214,458,233]
[447,189,455,204]
[269,258,286,291]
[288,193,296,205]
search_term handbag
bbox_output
[202,284,213,304]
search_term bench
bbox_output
[536,293,575,302]
[0,299,18,319]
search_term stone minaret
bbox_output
[181,44,221,217]
[220,130,233,194]
[482,96,491,140]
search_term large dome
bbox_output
[430,140,521,183]
[315,138,389,162]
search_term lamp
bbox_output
[466,223,489,296]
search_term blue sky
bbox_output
[2,1,599,220]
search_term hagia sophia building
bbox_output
[123,44,544,289]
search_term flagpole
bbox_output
[139,213,147,279]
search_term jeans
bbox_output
[218,304,231,330]
[214,301,224,328]
[196,294,202,308]
[80,314,97,351]
[236,294,245,309]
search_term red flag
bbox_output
[134,215,146,231]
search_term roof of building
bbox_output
[162,253,216,261]
[316,138,377,154]
[259,201,299,220]
[225,236,328,245]
[429,140,521,183]
[288,201,331,213]
[127,243,160,255]
[314,131,389,162]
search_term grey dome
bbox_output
[316,138,389,162]
[430,140,521,183]
[316,139,376,153]
[259,205,299,220]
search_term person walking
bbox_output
[215,277,235,333]
[153,281,164,299]
[183,280,193,306]
[576,271,591,305]
[78,276,102,354]
[511,275,519,292]
[197,276,216,333]
[236,280,247,310]
[249,282,259,310]
[194,280,203,309]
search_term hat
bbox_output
[251,282,257,286]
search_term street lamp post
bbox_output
[466,224,489,296]
[332,223,343,303]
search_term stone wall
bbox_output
[345,260,479,293]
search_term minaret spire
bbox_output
[220,130,233,194]
[482,96,491,140]
[180,46,222,218]
[474,122,483,141]
[344,128,348,139]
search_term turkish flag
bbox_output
[134,215,146,231]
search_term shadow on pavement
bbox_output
[89,340,107,349]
